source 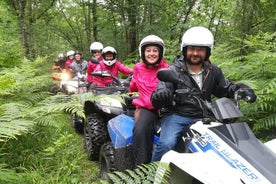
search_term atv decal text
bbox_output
[194,132,260,182]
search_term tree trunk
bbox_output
[126,0,138,54]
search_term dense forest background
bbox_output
[0,0,275,183]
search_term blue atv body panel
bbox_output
[108,114,159,149]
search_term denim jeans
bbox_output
[151,114,196,162]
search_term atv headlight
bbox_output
[61,73,70,81]
[98,96,123,108]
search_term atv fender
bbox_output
[84,100,98,115]
[265,139,276,154]
[155,150,242,184]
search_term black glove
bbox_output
[151,89,173,108]
[90,57,99,64]
[236,83,257,103]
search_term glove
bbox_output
[151,89,173,108]
[90,57,99,64]
[236,83,257,103]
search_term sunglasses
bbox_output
[92,50,102,54]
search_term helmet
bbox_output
[139,35,165,65]
[66,50,75,57]
[90,42,103,52]
[74,50,83,59]
[102,46,117,66]
[58,53,65,59]
[181,26,214,59]
[74,50,82,56]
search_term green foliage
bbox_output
[0,57,53,142]
[107,162,170,184]
[0,56,101,183]
[0,164,27,184]
[0,1,22,68]
[1,123,100,184]
[212,31,276,140]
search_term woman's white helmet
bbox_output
[102,46,117,66]
[66,50,75,57]
[181,26,214,59]
[139,35,165,65]
[90,42,103,52]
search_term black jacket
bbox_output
[151,56,239,118]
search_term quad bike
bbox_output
[59,72,88,134]
[60,72,87,95]
[51,66,67,81]
[152,69,276,184]
[83,71,136,161]
[99,69,276,184]
[50,66,70,94]
[99,113,160,180]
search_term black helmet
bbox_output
[74,50,82,56]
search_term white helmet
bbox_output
[90,42,103,52]
[139,35,165,65]
[66,50,75,57]
[181,26,214,59]
[102,46,117,66]
[58,53,65,59]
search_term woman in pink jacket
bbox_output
[92,46,133,87]
[129,35,169,168]
[65,50,75,72]
[86,42,103,84]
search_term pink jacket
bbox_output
[93,60,133,86]
[86,61,99,83]
[129,59,169,110]
[65,59,73,71]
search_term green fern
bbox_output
[106,162,170,184]
[212,31,276,138]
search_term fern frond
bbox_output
[107,162,170,184]
[0,119,33,142]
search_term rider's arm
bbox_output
[129,66,138,92]
[116,61,133,76]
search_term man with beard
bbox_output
[150,26,257,162]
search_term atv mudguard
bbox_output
[107,114,159,149]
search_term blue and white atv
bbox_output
[100,69,276,184]
[153,69,276,184]
[83,71,135,161]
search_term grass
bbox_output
[0,115,102,184]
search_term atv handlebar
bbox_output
[157,68,244,123]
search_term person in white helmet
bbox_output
[91,46,133,87]
[65,50,75,72]
[87,42,103,84]
[129,35,169,168]
[90,41,103,60]
[151,26,257,161]
[52,53,66,70]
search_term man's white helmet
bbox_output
[102,46,117,66]
[90,42,103,52]
[181,26,214,59]
[139,35,165,65]
[66,50,75,57]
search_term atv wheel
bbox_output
[84,113,108,161]
[49,83,61,94]
[99,142,116,180]
[71,113,84,134]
